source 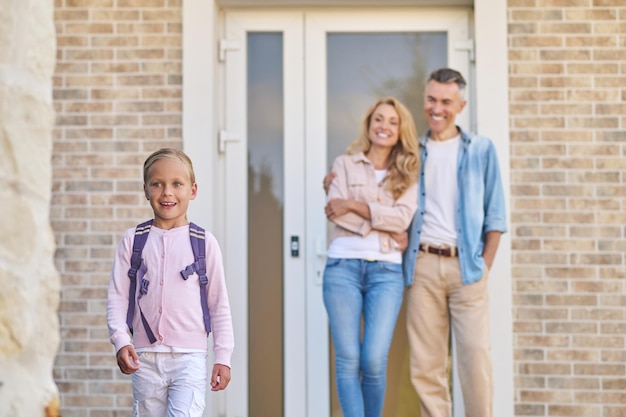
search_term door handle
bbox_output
[218,130,240,154]
[315,238,327,285]
[290,235,300,257]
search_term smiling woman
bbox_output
[322,97,419,417]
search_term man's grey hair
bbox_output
[428,68,466,98]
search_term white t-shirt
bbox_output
[420,135,461,247]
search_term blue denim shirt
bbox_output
[402,127,508,286]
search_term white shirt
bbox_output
[420,135,460,247]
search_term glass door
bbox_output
[223,11,309,417]
[305,9,470,417]
[223,8,470,417]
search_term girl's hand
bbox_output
[116,345,140,375]
[211,364,232,391]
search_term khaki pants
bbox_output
[406,251,493,417]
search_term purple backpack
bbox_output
[126,219,211,343]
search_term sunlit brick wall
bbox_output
[508,1,626,416]
[52,1,183,415]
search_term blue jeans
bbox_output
[323,258,404,417]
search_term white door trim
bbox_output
[222,10,308,417]
[474,1,514,416]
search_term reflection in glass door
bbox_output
[326,32,447,161]
[247,32,284,417]
[326,32,447,417]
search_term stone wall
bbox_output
[0,0,60,416]
[52,1,183,415]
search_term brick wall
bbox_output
[508,1,626,416]
[52,1,183,415]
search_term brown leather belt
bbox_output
[419,244,457,257]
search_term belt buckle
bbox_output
[420,243,455,257]
[430,244,453,257]
[432,245,444,256]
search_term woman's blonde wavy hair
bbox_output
[347,97,420,199]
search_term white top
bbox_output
[420,135,461,247]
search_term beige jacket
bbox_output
[328,153,418,254]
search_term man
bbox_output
[324,68,507,417]
[400,67,507,417]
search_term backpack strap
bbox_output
[180,223,211,334]
[127,219,157,344]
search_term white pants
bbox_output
[132,352,207,417]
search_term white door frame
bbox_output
[304,9,471,417]
[222,11,307,417]
[183,2,513,417]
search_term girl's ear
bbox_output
[143,183,149,200]
[190,182,198,200]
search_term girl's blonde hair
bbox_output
[347,97,420,199]
[143,148,196,185]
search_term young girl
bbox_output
[107,148,234,417]
[323,97,420,417]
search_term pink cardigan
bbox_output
[107,224,234,367]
